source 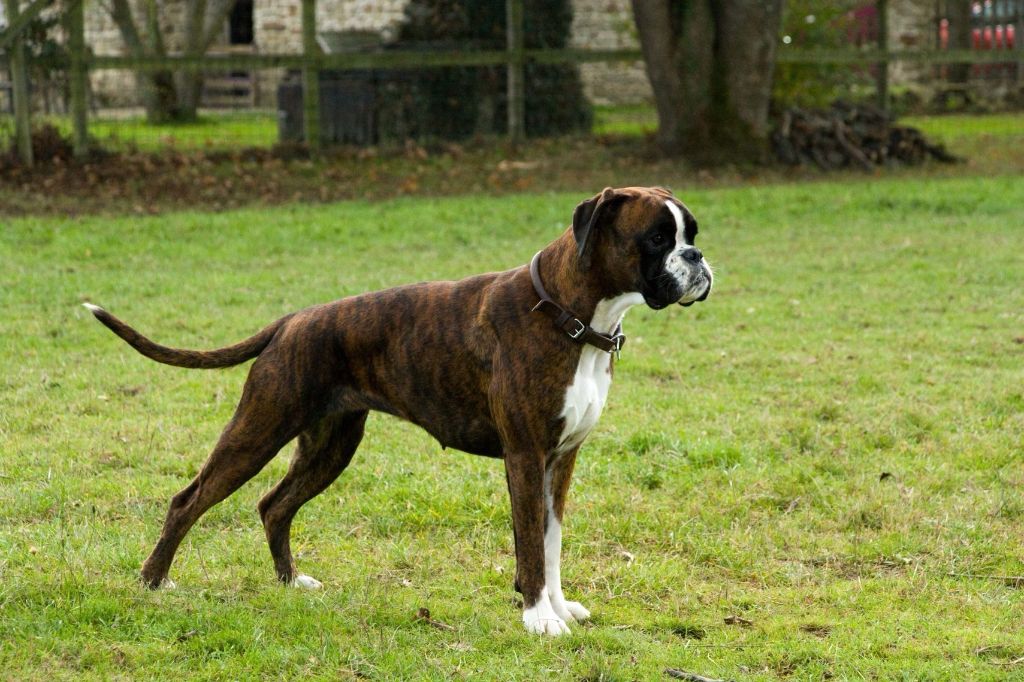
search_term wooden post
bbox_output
[506,0,525,145]
[301,0,321,153]
[876,0,889,113]
[4,0,33,166]
[67,0,88,158]
[1017,0,1023,84]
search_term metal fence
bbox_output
[1,0,1023,166]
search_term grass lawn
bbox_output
[41,111,280,152]
[1,174,1023,680]
[593,104,1024,156]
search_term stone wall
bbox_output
[85,0,190,107]
[254,0,405,106]
[570,0,651,105]
[82,0,655,111]
[887,0,936,92]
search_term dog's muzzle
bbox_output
[679,264,713,308]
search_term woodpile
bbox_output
[772,101,961,170]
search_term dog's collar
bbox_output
[529,251,626,356]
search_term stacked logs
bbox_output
[772,101,961,170]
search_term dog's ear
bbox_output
[572,187,625,270]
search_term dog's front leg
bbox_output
[544,446,591,624]
[505,450,571,636]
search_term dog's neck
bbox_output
[536,231,632,334]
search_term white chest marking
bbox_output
[556,292,644,453]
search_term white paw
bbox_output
[548,588,591,623]
[523,594,571,636]
[291,574,323,590]
[160,578,177,590]
[562,600,591,622]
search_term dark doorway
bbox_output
[229,0,254,45]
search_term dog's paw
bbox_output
[290,574,323,590]
[523,598,571,636]
[549,590,591,623]
[160,578,177,590]
[561,600,591,623]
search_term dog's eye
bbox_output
[650,234,666,245]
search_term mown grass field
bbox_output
[1,174,1023,680]
[17,106,1022,156]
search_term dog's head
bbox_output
[572,186,713,309]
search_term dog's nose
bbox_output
[682,248,703,264]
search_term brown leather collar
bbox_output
[530,251,626,355]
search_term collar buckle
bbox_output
[530,251,627,357]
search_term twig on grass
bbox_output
[665,669,731,682]
[947,572,1024,588]
[414,607,455,631]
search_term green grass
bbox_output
[2,175,1024,680]
[593,103,1024,155]
[903,112,1024,141]
[593,104,658,137]
[44,111,279,151]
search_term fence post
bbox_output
[876,0,889,113]
[506,0,525,145]
[3,0,34,166]
[301,0,321,153]
[1017,0,1023,84]
[67,0,88,158]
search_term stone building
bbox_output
[83,0,652,109]
[81,0,1022,112]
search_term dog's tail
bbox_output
[82,303,291,369]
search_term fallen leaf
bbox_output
[724,615,753,627]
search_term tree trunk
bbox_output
[631,0,783,160]
[143,70,181,123]
[108,0,237,123]
[711,0,783,153]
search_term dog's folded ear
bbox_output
[572,187,626,270]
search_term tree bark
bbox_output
[178,0,239,120]
[631,0,782,160]
[712,0,783,151]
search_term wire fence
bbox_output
[1,0,1023,163]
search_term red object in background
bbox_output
[848,4,878,46]
[943,0,1016,52]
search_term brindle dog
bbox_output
[84,186,712,635]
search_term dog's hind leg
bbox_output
[140,375,306,589]
[257,410,368,588]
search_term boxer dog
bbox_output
[84,186,712,636]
